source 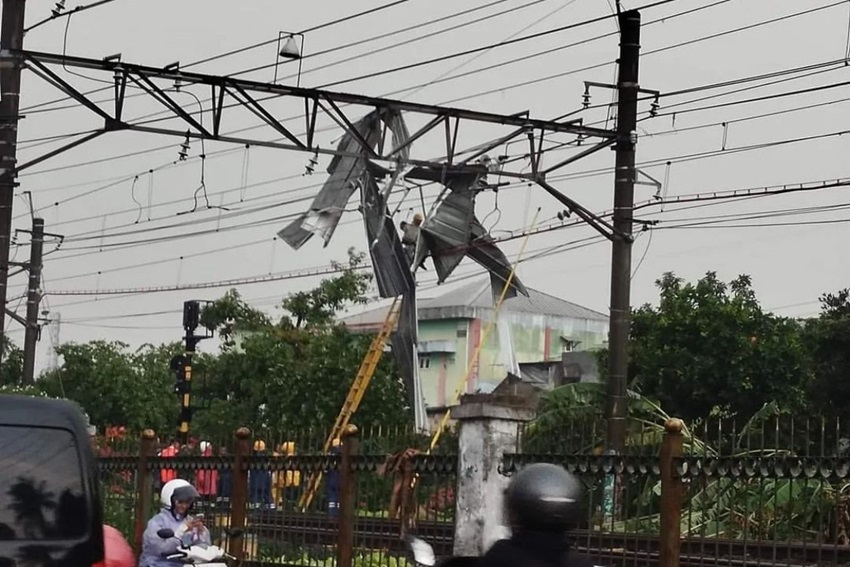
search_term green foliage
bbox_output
[200,289,271,346]
[102,493,136,541]
[6,249,408,439]
[279,248,371,329]
[525,382,713,455]
[0,336,23,388]
[36,341,181,432]
[598,271,809,421]
[259,547,412,567]
[803,288,850,416]
[193,248,409,436]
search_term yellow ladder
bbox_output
[298,296,402,510]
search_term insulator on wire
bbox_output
[178,132,190,161]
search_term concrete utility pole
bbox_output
[0,0,27,366]
[22,217,44,384]
[606,9,642,454]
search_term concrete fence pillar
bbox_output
[451,394,535,557]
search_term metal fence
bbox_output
[96,425,456,567]
[508,413,850,567]
[97,413,850,567]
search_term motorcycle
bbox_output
[405,534,436,566]
[404,534,480,567]
[155,528,235,567]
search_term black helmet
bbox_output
[505,463,582,532]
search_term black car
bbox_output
[0,395,105,567]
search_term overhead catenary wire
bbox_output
[17,0,834,193]
[24,58,850,217]
[25,0,121,34]
[21,0,418,113]
[18,6,840,276]
[38,176,850,293]
[18,0,692,138]
[45,193,847,300]
[49,123,850,252]
[8,2,840,352]
[23,121,843,276]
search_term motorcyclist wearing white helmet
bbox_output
[139,478,212,567]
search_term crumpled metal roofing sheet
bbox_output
[279,109,409,250]
[360,171,415,299]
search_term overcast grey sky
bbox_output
[7,0,849,373]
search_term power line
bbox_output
[18,0,683,127]
[45,232,608,298]
[16,2,844,312]
[18,0,824,186]
[316,0,683,88]
[24,89,849,267]
[245,0,557,84]
[50,194,850,302]
[19,0,521,118]
[7,0,764,192]
[33,112,850,257]
[189,0,415,69]
[20,0,417,113]
[444,0,848,107]
[40,175,850,296]
[24,0,122,34]
[25,52,848,223]
[651,77,850,119]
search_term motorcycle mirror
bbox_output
[404,534,436,566]
[156,528,175,540]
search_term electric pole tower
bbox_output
[0,0,28,366]
[22,217,43,384]
[606,9,642,454]
[47,311,60,370]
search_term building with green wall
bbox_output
[342,279,608,413]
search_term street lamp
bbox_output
[275,31,305,87]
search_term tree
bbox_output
[199,289,270,347]
[598,271,809,421]
[194,248,410,437]
[0,336,24,388]
[37,341,181,432]
[803,288,850,416]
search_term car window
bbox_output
[0,426,89,541]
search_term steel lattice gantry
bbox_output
[8,48,630,431]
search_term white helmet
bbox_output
[160,479,200,515]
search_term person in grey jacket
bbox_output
[139,479,212,567]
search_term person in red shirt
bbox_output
[195,441,219,504]
[160,439,180,485]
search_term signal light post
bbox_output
[171,300,211,442]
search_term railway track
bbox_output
[243,511,850,566]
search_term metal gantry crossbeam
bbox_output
[11,49,616,180]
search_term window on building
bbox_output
[418,355,431,369]
[561,337,581,353]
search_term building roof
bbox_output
[341,278,607,329]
